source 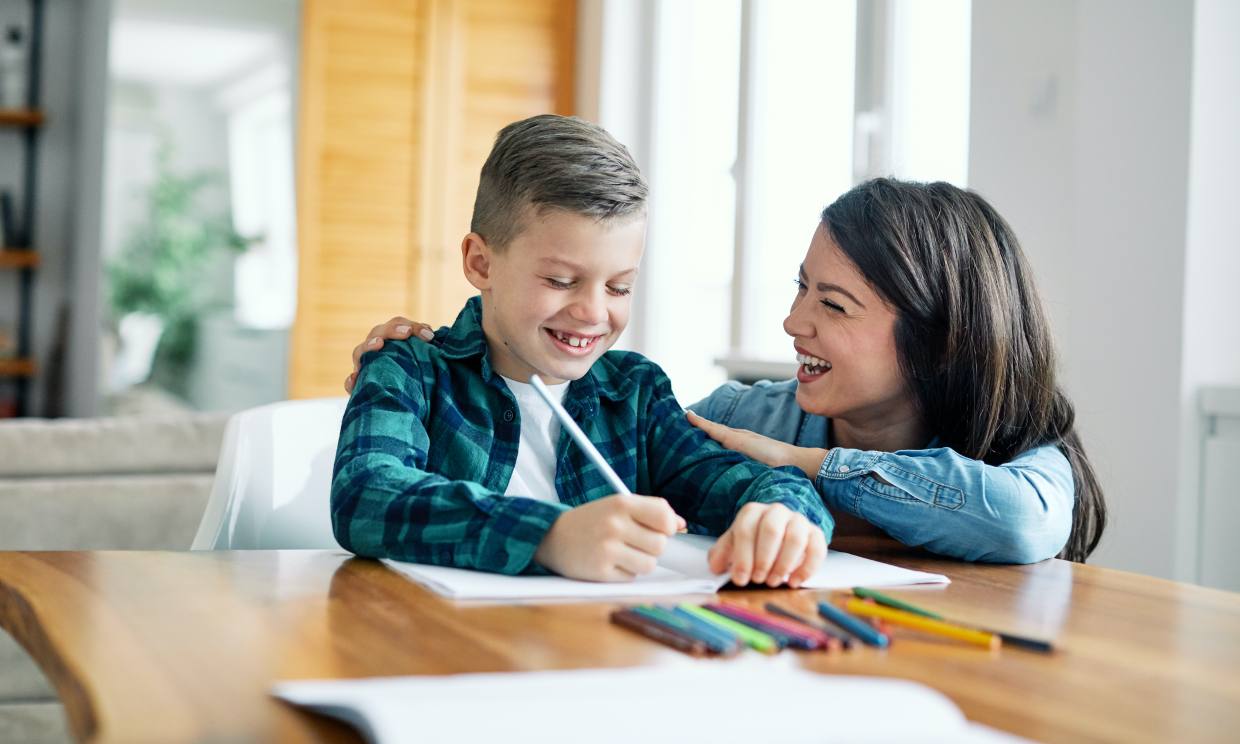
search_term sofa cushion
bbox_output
[0,475,212,550]
[0,414,228,478]
[0,699,70,744]
[0,631,54,700]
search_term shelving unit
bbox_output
[0,0,44,417]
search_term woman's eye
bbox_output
[820,299,845,312]
[793,279,807,292]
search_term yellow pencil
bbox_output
[843,598,1001,650]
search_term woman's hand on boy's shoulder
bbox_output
[707,502,826,589]
[687,410,829,480]
[344,316,436,393]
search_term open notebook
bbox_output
[273,662,1028,744]
[382,533,948,601]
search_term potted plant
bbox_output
[105,142,251,399]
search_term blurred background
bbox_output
[0,0,1237,587]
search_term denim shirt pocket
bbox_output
[861,463,966,511]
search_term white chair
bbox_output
[192,397,349,550]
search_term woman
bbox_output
[347,178,1106,565]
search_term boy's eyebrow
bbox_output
[539,257,639,279]
[799,264,866,309]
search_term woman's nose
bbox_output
[783,296,812,338]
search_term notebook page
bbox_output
[274,661,1027,744]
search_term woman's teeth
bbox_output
[796,352,831,373]
[552,330,598,348]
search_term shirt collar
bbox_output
[434,295,636,404]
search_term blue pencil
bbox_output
[817,600,890,648]
[633,606,740,655]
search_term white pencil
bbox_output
[529,375,631,496]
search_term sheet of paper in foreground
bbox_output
[273,662,1027,744]
[380,533,948,601]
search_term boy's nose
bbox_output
[570,290,608,325]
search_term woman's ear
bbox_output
[461,233,492,290]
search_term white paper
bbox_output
[273,661,1027,744]
[381,533,948,601]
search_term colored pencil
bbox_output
[633,605,741,655]
[610,608,709,656]
[851,588,1054,653]
[843,598,1001,650]
[852,587,943,618]
[703,603,819,650]
[665,605,746,651]
[763,603,852,650]
[678,604,779,654]
[817,601,890,648]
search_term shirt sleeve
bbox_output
[686,381,743,423]
[330,347,570,575]
[642,372,834,540]
[815,444,1074,563]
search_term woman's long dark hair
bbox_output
[822,178,1105,562]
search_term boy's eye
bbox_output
[607,285,632,297]
[545,278,574,289]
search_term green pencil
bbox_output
[678,604,779,654]
[852,587,943,619]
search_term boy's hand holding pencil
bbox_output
[534,494,685,582]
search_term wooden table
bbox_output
[1,538,1238,743]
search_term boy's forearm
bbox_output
[332,458,570,573]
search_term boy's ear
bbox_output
[461,232,493,290]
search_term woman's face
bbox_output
[784,224,914,424]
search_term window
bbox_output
[605,0,972,402]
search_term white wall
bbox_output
[969,0,1197,578]
[1179,0,1240,582]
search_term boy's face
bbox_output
[466,209,646,385]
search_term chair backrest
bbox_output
[192,397,349,550]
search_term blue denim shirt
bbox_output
[690,379,1073,564]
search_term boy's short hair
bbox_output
[470,114,648,248]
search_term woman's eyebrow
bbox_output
[799,265,867,309]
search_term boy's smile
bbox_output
[463,208,647,385]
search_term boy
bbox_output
[332,115,831,586]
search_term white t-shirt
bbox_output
[501,376,570,503]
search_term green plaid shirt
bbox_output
[331,296,833,575]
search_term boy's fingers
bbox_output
[707,530,734,574]
[629,496,680,535]
[789,529,827,588]
[622,524,669,558]
[726,506,762,585]
[613,544,658,577]
[767,517,810,586]
[750,506,791,584]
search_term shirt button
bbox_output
[837,465,850,473]
[503,409,515,423]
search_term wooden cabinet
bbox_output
[290,0,576,399]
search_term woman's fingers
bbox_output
[345,318,436,393]
[685,410,734,447]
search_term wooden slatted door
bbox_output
[290,0,576,399]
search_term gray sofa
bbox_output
[0,413,228,743]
